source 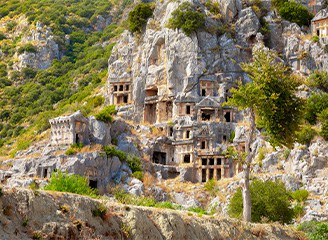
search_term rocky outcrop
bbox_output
[0,188,304,240]
[1,151,132,194]
[13,21,60,70]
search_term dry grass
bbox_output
[143,172,157,189]
[250,224,267,237]
[299,33,312,43]
[79,144,103,153]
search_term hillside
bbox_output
[0,0,328,239]
[0,187,304,240]
[0,0,131,156]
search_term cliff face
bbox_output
[107,0,328,120]
[0,188,303,240]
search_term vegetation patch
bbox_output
[95,105,117,123]
[272,0,313,26]
[167,2,205,36]
[128,3,153,33]
[102,145,127,161]
[298,221,328,240]
[295,125,317,145]
[43,170,97,197]
[65,143,84,155]
[228,180,294,224]
[92,203,107,220]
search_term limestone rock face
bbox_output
[0,188,302,240]
[218,0,242,22]
[88,116,111,146]
[13,21,60,70]
[235,7,261,46]
[3,151,132,194]
[107,1,248,122]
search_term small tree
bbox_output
[228,180,294,224]
[226,46,303,221]
[128,3,153,33]
[167,2,205,36]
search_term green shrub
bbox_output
[283,148,291,159]
[131,171,144,181]
[291,189,309,203]
[95,105,116,123]
[92,203,107,220]
[296,125,317,145]
[293,203,305,219]
[43,171,97,197]
[111,137,118,145]
[308,71,328,92]
[65,143,83,155]
[312,35,319,43]
[126,154,142,173]
[298,221,328,240]
[65,147,77,155]
[204,0,221,18]
[18,44,37,54]
[276,1,313,26]
[128,3,153,33]
[320,121,328,141]
[305,93,328,124]
[229,130,235,143]
[167,2,205,36]
[188,207,207,215]
[0,32,6,40]
[102,145,127,161]
[228,180,294,224]
[204,178,217,191]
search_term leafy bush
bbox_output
[228,180,294,224]
[43,171,97,197]
[131,171,144,181]
[296,125,317,145]
[298,221,328,240]
[312,35,319,43]
[320,121,328,141]
[128,3,153,33]
[65,143,83,155]
[204,178,217,191]
[102,145,127,161]
[18,44,37,54]
[273,0,313,26]
[0,32,6,40]
[305,93,328,124]
[167,2,205,36]
[293,203,305,219]
[308,71,328,92]
[291,189,309,203]
[95,105,116,123]
[126,154,142,173]
[204,0,221,19]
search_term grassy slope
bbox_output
[0,0,133,156]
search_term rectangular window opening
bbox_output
[184,154,191,163]
[186,105,191,115]
[202,158,207,166]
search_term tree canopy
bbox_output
[167,2,205,36]
[228,47,304,148]
[228,180,294,224]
